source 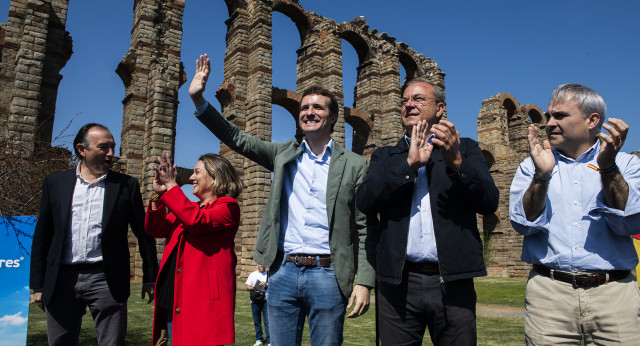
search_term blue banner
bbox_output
[0,216,35,346]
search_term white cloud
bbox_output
[23,286,29,291]
[0,312,27,326]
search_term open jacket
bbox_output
[195,104,375,296]
[356,137,499,284]
[145,186,239,346]
[30,169,158,305]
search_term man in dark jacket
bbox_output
[356,79,499,345]
[30,123,158,345]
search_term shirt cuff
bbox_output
[195,101,210,115]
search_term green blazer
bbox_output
[196,104,375,297]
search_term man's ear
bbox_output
[436,102,446,120]
[587,112,601,130]
[76,143,86,158]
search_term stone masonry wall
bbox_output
[0,0,71,154]
[1,0,544,281]
[477,93,546,277]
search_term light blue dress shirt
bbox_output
[405,135,438,262]
[196,101,332,255]
[279,140,332,255]
[510,141,640,271]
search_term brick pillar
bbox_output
[477,93,529,277]
[0,0,71,154]
[220,0,273,276]
[117,0,185,281]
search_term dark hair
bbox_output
[73,123,111,157]
[198,153,244,199]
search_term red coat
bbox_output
[145,186,239,346]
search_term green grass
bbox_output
[475,276,527,307]
[27,278,526,345]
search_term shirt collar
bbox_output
[555,140,600,163]
[301,138,334,161]
[76,164,108,185]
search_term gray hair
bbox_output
[550,83,606,129]
[402,78,446,104]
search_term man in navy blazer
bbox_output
[29,123,158,345]
[356,80,498,345]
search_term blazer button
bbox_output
[177,268,182,273]
[175,308,181,313]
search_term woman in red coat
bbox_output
[145,153,243,346]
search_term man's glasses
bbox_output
[401,96,438,108]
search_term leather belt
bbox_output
[285,254,332,267]
[533,264,629,288]
[405,261,439,275]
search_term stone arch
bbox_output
[398,50,419,86]
[272,0,310,46]
[344,107,373,155]
[525,104,544,125]
[271,86,303,142]
[339,30,370,66]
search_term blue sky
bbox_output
[0,217,33,345]
[1,0,639,174]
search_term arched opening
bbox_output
[341,38,361,151]
[271,104,298,143]
[272,11,301,91]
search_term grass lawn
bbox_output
[27,278,526,345]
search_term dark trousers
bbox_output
[45,264,127,346]
[251,300,270,342]
[378,269,477,346]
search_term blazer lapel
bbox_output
[58,169,77,232]
[326,145,346,228]
[102,172,120,231]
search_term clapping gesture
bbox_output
[527,124,555,179]
[597,118,628,169]
[407,120,433,171]
[431,119,462,171]
[153,153,178,195]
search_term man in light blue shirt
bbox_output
[188,54,375,346]
[510,83,640,344]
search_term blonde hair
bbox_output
[198,153,244,199]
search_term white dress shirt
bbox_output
[62,165,107,264]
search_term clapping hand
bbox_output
[153,153,178,194]
[406,120,433,171]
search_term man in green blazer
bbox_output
[188,54,375,346]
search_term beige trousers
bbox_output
[525,270,640,345]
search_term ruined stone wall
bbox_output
[3,0,546,280]
[477,93,546,277]
[221,0,446,276]
[0,0,71,154]
[116,0,186,281]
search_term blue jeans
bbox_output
[251,301,270,342]
[267,258,347,346]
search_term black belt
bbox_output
[285,254,332,267]
[533,264,629,288]
[405,261,439,275]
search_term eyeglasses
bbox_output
[401,96,438,108]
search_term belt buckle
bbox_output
[572,273,594,288]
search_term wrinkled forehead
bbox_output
[403,82,434,98]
